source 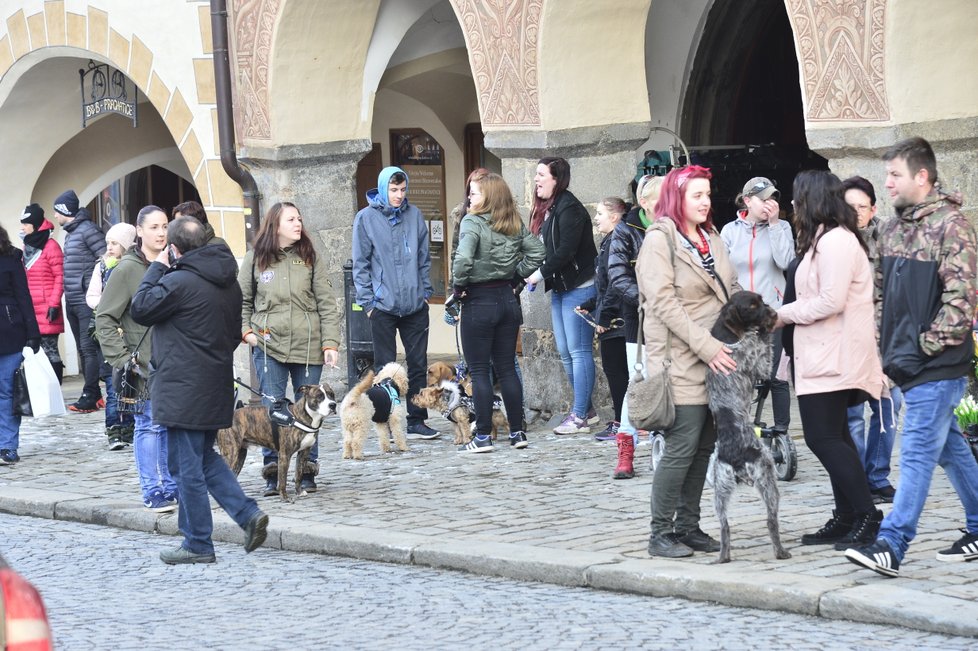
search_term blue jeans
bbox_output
[877,377,978,561]
[0,351,24,450]
[102,361,134,430]
[550,285,597,418]
[167,428,261,555]
[847,386,903,490]
[134,400,178,500]
[252,347,323,467]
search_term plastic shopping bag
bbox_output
[21,347,67,417]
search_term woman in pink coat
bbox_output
[777,171,885,551]
[19,203,65,382]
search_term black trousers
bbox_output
[769,328,791,432]
[797,389,875,515]
[65,301,102,399]
[599,336,627,421]
[369,304,430,423]
[459,285,524,435]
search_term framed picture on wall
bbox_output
[390,128,449,302]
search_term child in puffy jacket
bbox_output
[87,223,137,451]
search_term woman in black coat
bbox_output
[0,225,41,464]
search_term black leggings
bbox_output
[599,336,627,421]
[797,389,875,515]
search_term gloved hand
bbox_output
[27,337,41,354]
[46,306,60,322]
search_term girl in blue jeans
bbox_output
[525,157,599,435]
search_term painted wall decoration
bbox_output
[451,0,542,127]
[786,0,890,122]
[230,0,280,141]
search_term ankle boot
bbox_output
[800,510,854,545]
[834,508,884,550]
[613,432,635,479]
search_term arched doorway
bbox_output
[679,0,828,226]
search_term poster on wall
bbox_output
[392,129,448,301]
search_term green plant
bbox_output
[955,394,978,429]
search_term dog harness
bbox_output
[267,400,320,449]
[366,377,401,423]
[441,390,503,423]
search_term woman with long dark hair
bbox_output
[96,205,179,510]
[240,202,340,495]
[0,225,40,465]
[452,172,545,452]
[637,165,739,558]
[777,170,884,550]
[524,157,599,435]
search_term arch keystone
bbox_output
[44,1,66,46]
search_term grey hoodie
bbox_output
[720,213,794,308]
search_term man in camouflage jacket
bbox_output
[845,137,978,577]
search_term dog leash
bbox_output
[233,377,277,402]
[234,377,322,434]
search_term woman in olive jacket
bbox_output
[240,201,341,495]
[636,165,740,559]
[453,173,545,452]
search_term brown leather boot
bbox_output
[613,432,635,479]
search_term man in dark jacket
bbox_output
[845,137,978,577]
[53,189,106,412]
[130,217,268,564]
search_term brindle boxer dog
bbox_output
[218,384,336,502]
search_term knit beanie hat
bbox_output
[105,222,137,252]
[53,189,80,217]
[20,203,45,229]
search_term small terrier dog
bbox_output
[412,380,508,445]
[340,362,410,460]
[706,291,791,563]
[427,360,472,395]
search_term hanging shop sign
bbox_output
[79,60,138,128]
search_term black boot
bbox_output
[261,463,278,497]
[834,509,884,551]
[801,510,855,545]
[52,362,64,385]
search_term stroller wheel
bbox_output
[650,432,666,473]
[769,432,798,482]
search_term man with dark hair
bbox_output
[845,137,978,577]
[172,200,228,248]
[130,216,268,564]
[53,189,106,412]
[353,166,440,440]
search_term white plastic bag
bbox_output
[21,347,67,417]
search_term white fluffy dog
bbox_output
[340,362,410,460]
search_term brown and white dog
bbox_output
[412,380,508,445]
[340,362,410,460]
[427,360,472,395]
[217,384,337,502]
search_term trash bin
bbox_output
[344,259,374,389]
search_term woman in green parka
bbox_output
[239,201,341,496]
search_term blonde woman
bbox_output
[452,172,545,452]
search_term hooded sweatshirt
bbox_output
[352,166,433,316]
[720,212,794,308]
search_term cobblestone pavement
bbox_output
[4,513,977,651]
[2,376,978,637]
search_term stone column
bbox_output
[240,139,373,387]
[485,122,651,422]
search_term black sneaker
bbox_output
[262,478,278,497]
[845,539,900,577]
[509,431,529,449]
[833,509,884,551]
[936,529,978,562]
[677,528,721,552]
[300,475,317,494]
[244,511,269,553]
[68,394,100,413]
[407,422,442,440]
[870,485,896,504]
[107,436,127,451]
[801,510,854,545]
[458,436,493,453]
[648,532,693,558]
[0,449,20,464]
[594,421,620,441]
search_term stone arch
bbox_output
[0,3,231,244]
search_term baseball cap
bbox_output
[742,177,779,201]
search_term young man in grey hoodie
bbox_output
[352,166,440,439]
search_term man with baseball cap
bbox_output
[53,189,106,412]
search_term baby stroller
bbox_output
[649,379,798,481]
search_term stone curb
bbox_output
[2,489,977,638]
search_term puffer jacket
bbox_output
[452,212,545,287]
[636,219,740,405]
[578,233,624,341]
[876,189,977,390]
[720,212,794,308]
[240,247,340,365]
[62,209,105,306]
[607,207,648,341]
[538,190,598,293]
[23,220,64,335]
[95,248,153,391]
